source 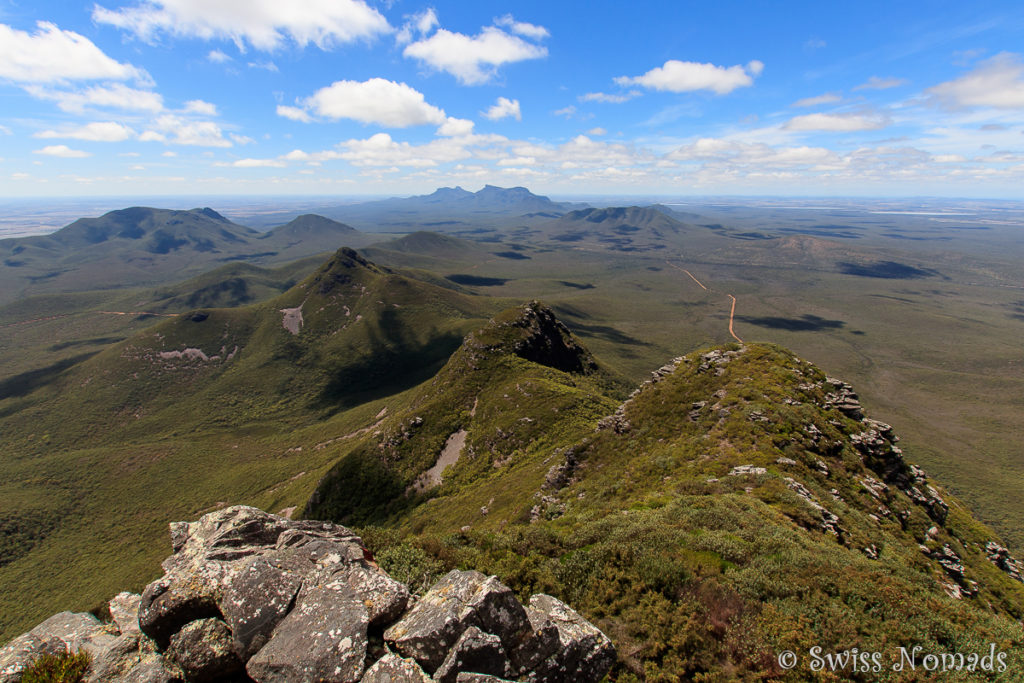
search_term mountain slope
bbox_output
[315,339,1024,680]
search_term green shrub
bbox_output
[20,650,91,683]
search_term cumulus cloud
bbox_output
[792,93,841,107]
[92,0,390,51]
[276,105,312,122]
[296,78,447,127]
[0,21,147,83]
[579,91,640,103]
[616,59,763,95]
[437,117,475,136]
[784,112,889,131]
[553,105,576,118]
[36,121,136,142]
[207,49,231,63]
[928,53,1024,109]
[404,22,547,85]
[483,97,521,121]
[587,127,607,136]
[33,144,90,157]
[854,76,908,91]
[338,132,474,167]
[145,114,232,146]
[184,99,217,115]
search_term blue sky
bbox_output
[1,0,1024,198]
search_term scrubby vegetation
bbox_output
[20,650,91,683]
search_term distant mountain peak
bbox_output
[196,207,228,222]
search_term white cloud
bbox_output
[232,158,285,167]
[247,61,279,72]
[792,93,842,107]
[230,134,254,145]
[587,127,607,136]
[162,150,177,156]
[0,125,11,135]
[615,59,763,95]
[301,78,447,127]
[33,144,90,157]
[36,121,136,142]
[437,117,474,136]
[148,114,232,146]
[493,14,549,40]
[339,132,471,167]
[25,83,164,113]
[277,105,313,122]
[854,76,908,91]
[0,21,147,83]
[784,112,889,131]
[207,49,231,63]
[579,91,640,104]
[184,99,218,115]
[928,53,1024,109]
[554,105,576,118]
[483,97,521,121]
[396,8,439,44]
[404,25,547,85]
[93,0,390,51]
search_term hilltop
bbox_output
[0,207,374,302]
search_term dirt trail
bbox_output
[665,259,742,343]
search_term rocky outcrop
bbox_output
[0,507,614,683]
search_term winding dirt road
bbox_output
[664,260,743,344]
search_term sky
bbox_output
[1,0,1024,198]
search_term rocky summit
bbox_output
[0,506,614,683]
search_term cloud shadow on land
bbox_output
[837,261,937,279]
[736,314,845,332]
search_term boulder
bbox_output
[165,618,243,683]
[360,652,431,682]
[527,594,615,683]
[383,571,531,673]
[433,627,510,683]
[220,555,303,659]
[108,593,143,636]
[246,583,368,683]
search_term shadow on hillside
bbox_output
[0,351,99,400]
[316,309,464,411]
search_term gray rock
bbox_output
[30,611,118,656]
[108,593,143,636]
[85,631,180,683]
[0,632,66,683]
[527,594,615,683]
[246,583,368,683]
[325,563,409,629]
[165,618,242,683]
[384,571,531,674]
[455,675,517,683]
[433,627,510,683]
[138,575,222,648]
[360,652,432,682]
[220,555,303,659]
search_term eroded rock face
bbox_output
[0,506,615,683]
